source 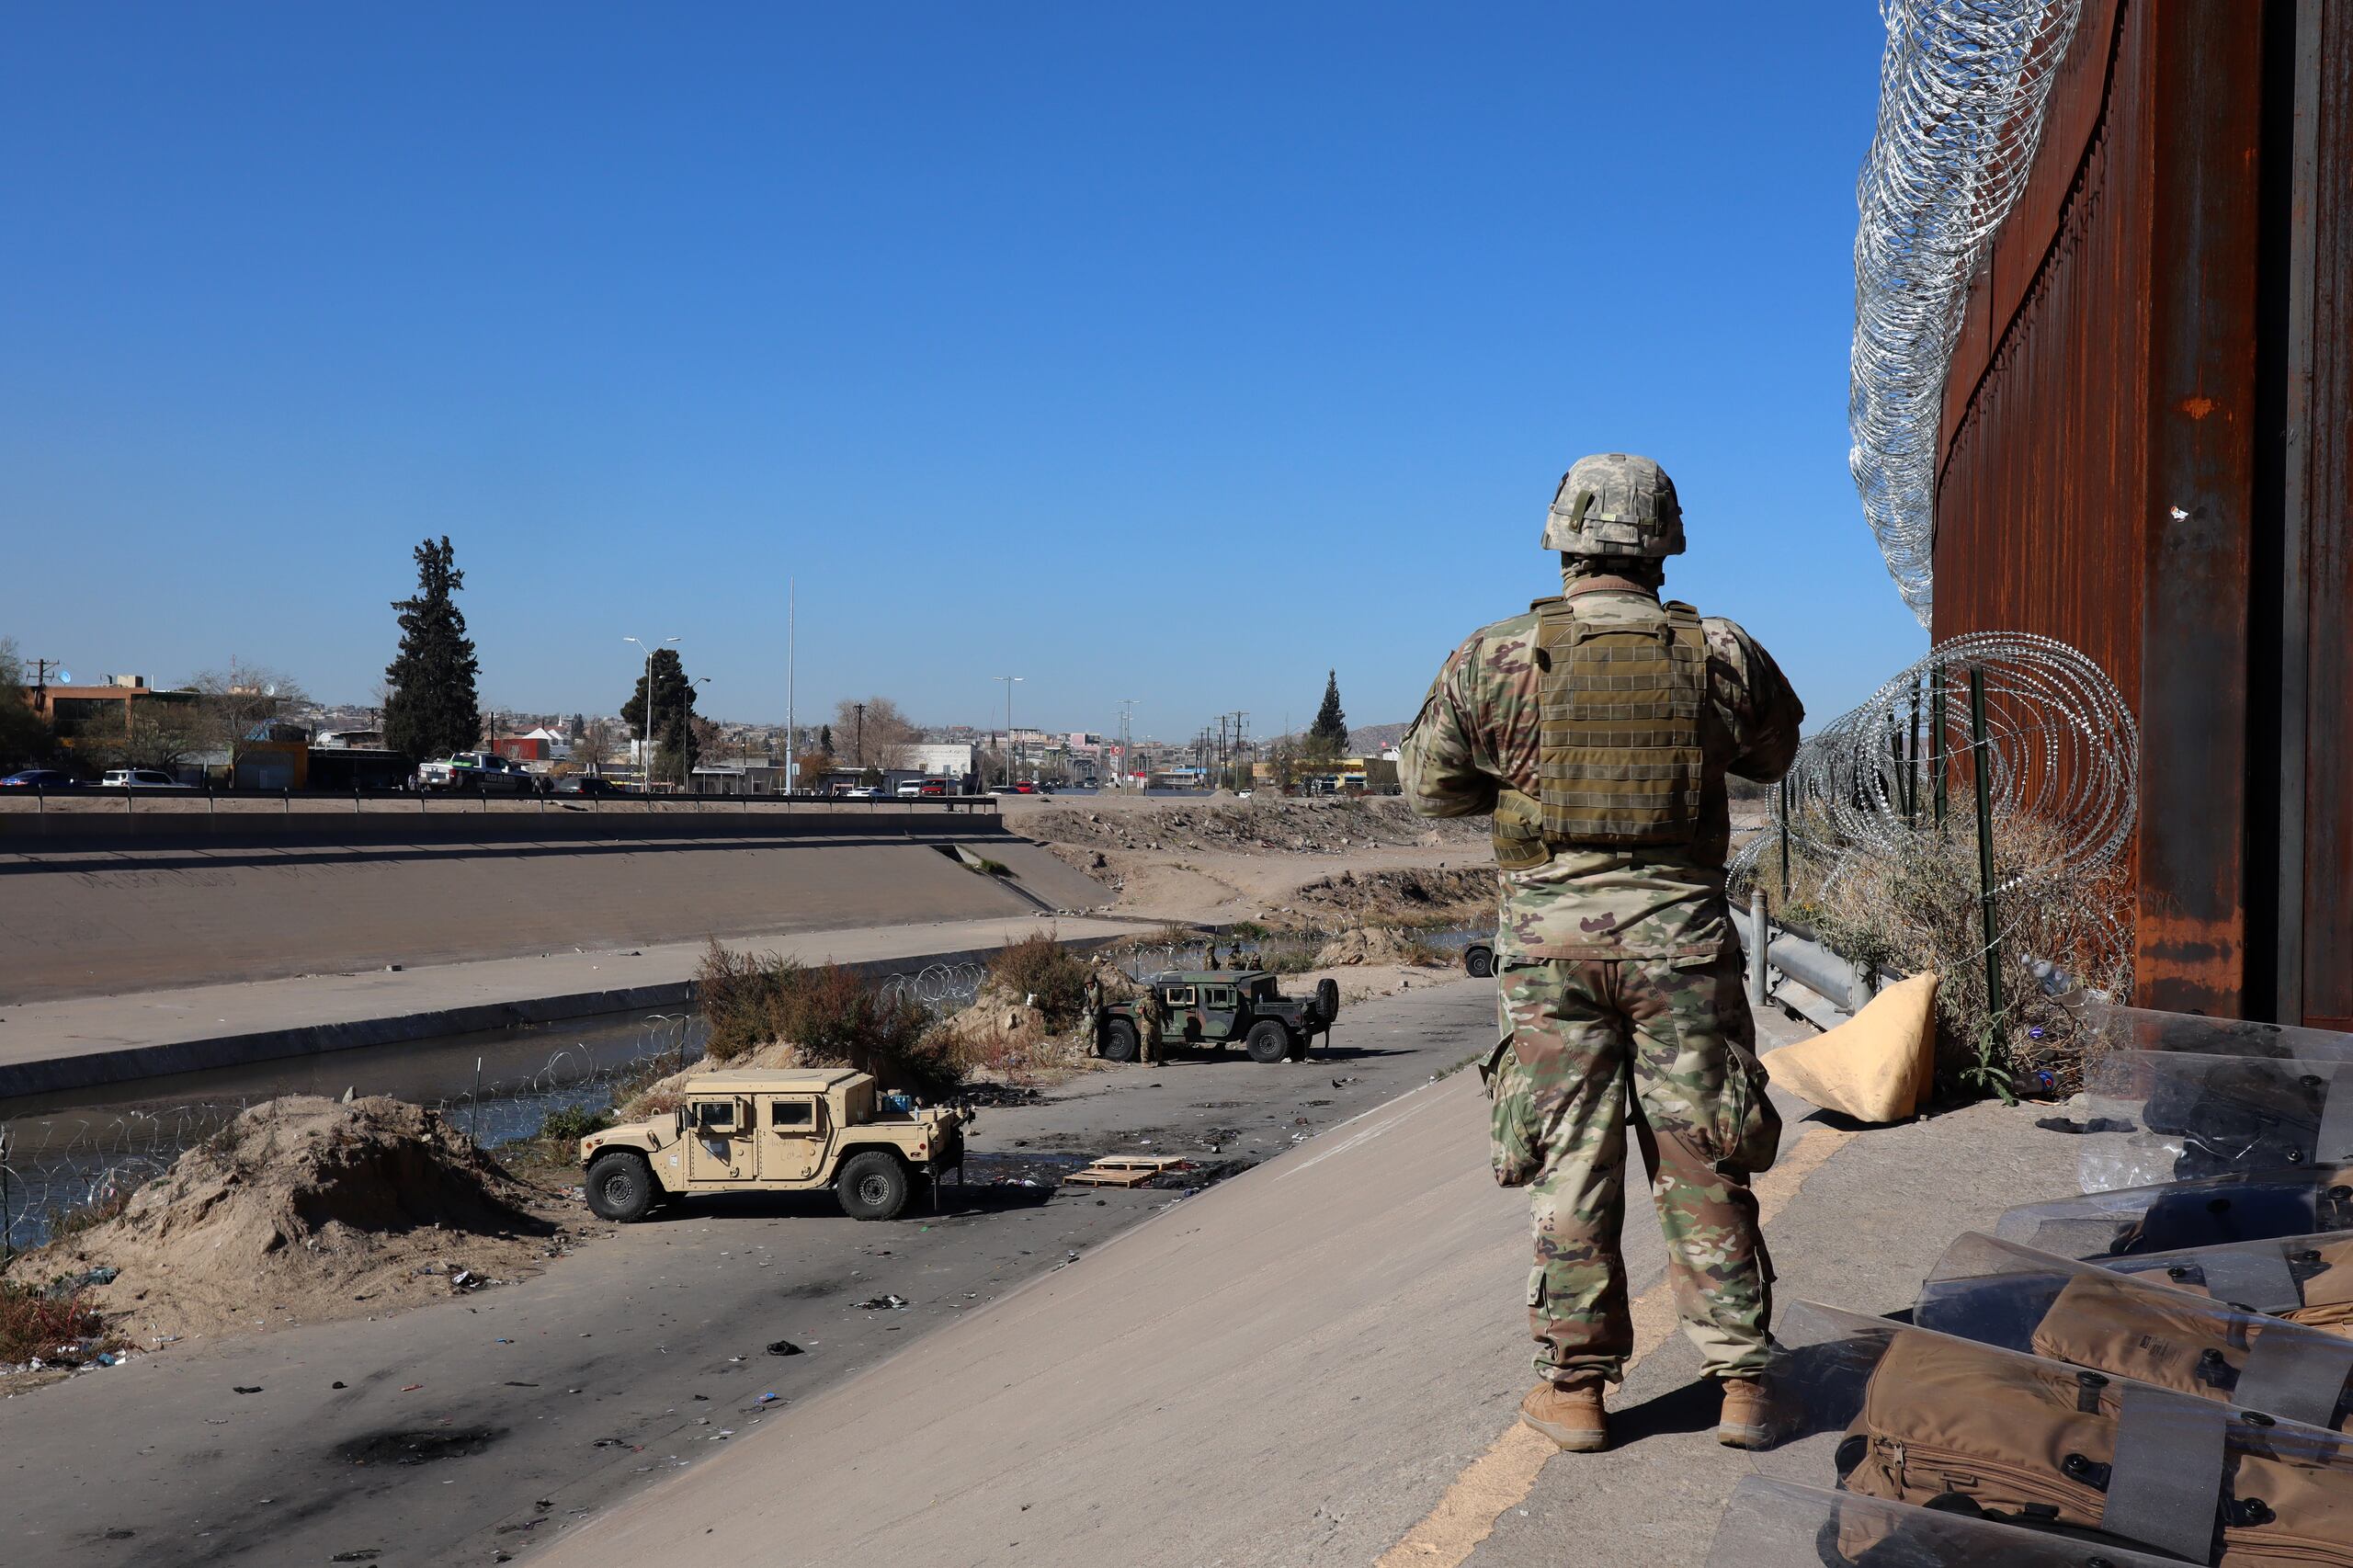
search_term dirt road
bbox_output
[0,977,1497,1566]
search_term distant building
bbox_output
[903,742,975,777]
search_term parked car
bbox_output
[553,774,623,796]
[416,752,540,793]
[99,768,192,790]
[894,780,926,798]
[0,768,83,789]
[918,778,950,798]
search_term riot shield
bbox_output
[1917,1232,2353,1430]
[2102,1231,2353,1334]
[1995,1167,2353,1258]
[1707,1475,2182,1568]
[2085,1002,2353,1062]
[1763,1301,2353,1565]
[2081,1051,2353,1188]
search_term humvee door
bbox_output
[763,1093,828,1181]
[687,1095,757,1182]
[1200,982,1240,1040]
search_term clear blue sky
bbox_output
[1,2,1920,744]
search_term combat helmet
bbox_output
[1542,452,1686,558]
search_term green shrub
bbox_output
[536,1106,614,1145]
[693,940,961,1096]
[986,932,1092,1029]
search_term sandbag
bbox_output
[1762,972,1938,1124]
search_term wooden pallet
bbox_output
[1063,1154,1189,1187]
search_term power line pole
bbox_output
[783,579,795,795]
[853,701,866,772]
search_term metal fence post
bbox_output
[1968,667,2004,1036]
[1930,665,1948,832]
[1746,888,1769,1008]
[1905,684,1921,823]
[1777,776,1791,904]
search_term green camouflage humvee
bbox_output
[1097,970,1341,1063]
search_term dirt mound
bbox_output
[1285,866,1493,928]
[7,1096,572,1346]
[1313,928,1447,968]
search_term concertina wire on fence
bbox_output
[1728,631,2138,980]
[1851,0,2084,624]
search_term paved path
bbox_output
[0,978,1491,1567]
[536,1006,2082,1568]
[0,914,1143,1098]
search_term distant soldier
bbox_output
[1134,983,1166,1066]
[1204,944,1222,971]
[1083,974,1106,1051]
[1401,453,1804,1455]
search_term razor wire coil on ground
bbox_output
[1851,0,2084,623]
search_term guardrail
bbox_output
[0,784,998,814]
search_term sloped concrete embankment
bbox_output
[0,819,1105,1007]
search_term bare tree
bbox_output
[574,717,612,774]
[831,696,919,769]
[185,660,312,767]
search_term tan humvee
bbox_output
[580,1067,967,1222]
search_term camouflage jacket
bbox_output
[1399,581,1803,962]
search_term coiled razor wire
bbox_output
[1731,631,2136,969]
[1851,0,2084,624]
[874,962,986,1017]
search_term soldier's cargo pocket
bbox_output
[1487,1032,1545,1188]
[1723,1040,1781,1176]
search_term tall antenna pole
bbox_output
[784,579,796,794]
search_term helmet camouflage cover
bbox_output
[1541,452,1686,558]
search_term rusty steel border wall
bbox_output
[1927,0,2353,1028]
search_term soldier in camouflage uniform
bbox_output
[1135,983,1167,1066]
[1400,453,1803,1454]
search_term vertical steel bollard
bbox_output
[1968,668,2004,1037]
[1747,888,1769,1008]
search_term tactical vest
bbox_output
[1493,594,1708,871]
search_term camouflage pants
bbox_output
[1138,1018,1165,1064]
[1492,952,1780,1385]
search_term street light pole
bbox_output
[623,634,677,791]
[994,676,1022,788]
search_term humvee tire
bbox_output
[1463,945,1495,980]
[1314,978,1341,1021]
[1245,1019,1291,1064]
[837,1149,911,1221]
[585,1151,656,1222]
[1102,1017,1141,1062]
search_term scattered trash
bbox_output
[854,1295,910,1311]
[233,1385,264,1394]
[333,1381,348,1389]
[766,1340,802,1357]
[494,1337,514,1345]
[1331,1077,1362,1088]
[44,1266,119,1299]
[756,1392,779,1403]
[330,1553,382,1563]
[400,1383,424,1392]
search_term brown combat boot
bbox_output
[1519,1381,1608,1453]
[1715,1377,1771,1449]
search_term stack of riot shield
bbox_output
[1705,1004,2353,1565]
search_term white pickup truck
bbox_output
[415,752,540,793]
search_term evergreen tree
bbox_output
[382,537,483,762]
[1306,670,1348,758]
[620,648,700,785]
[820,723,834,753]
